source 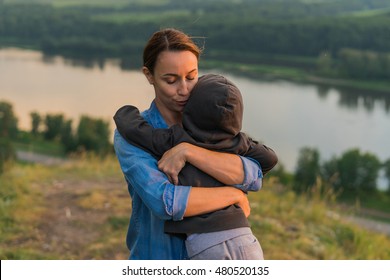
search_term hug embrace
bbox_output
[113,28,277,260]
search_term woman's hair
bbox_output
[143,28,202,74]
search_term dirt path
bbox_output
[343,215,390,236]
[35,177,130,259]
[16,150,68,165]
[338,204,390,236]
[12,151,130,259]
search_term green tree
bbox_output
[268,163,293,186]
[293,147,320,192]
[337,48,365,79]
[76,116,111,155]
[0,101,17,174]
[44,114,64,141]
[321,156,339,186]
[30,111,41,136]
[60,119,77,153]
[0,137,15,174]
[0,101,18,139]
[383,159,390,193]
[335,149,381,193]
[317,51,335,77]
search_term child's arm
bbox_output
[243,136,278,175]
[114,105,194,158]
[114,105,264,190]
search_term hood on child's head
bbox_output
[183,74,243,143]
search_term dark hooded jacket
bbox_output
[114,74,277,234]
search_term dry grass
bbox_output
[0,155,130,259]
[249,179,390,259]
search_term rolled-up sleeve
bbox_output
[163,184,191,221]
[234,156,263,192]
[114,130,191,220]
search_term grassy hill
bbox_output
[1,155,390,259]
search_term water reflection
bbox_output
[38,52,390,117]
[40,51,144,75]
[316,85,331,100]
[315,84,390,114]
[42,53,110,70]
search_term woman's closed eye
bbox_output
[166,79,176,85]
[165,76,195,84]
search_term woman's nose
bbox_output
[178,80,189,96]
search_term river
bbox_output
[1,48,389,188]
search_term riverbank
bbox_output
[201,59,390,95]
[2,43,389,94]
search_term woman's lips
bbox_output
[177,100,188,107]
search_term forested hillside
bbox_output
[1,0,390,81]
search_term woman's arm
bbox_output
[115,105,261,189]
[185,186,250,217]
[158,142,260,188]
[114,130,187,220]
[114,130,250,220]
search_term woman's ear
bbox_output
[142,67,154,85]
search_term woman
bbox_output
[114,73,278,259]
[114,28,264,260]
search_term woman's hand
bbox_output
[236,193,250,217]
[158,142,189,185]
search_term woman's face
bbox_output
[144,50,199,125]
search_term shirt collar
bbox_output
[141,100,169,129]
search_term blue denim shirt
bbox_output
[114,101,263,260]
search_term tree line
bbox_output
[287,147,390,195]
[1,1,390,80]
[0,100,112,173]
[318,48,390,80]
[29,111,112,155]
[2,99,389,196]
